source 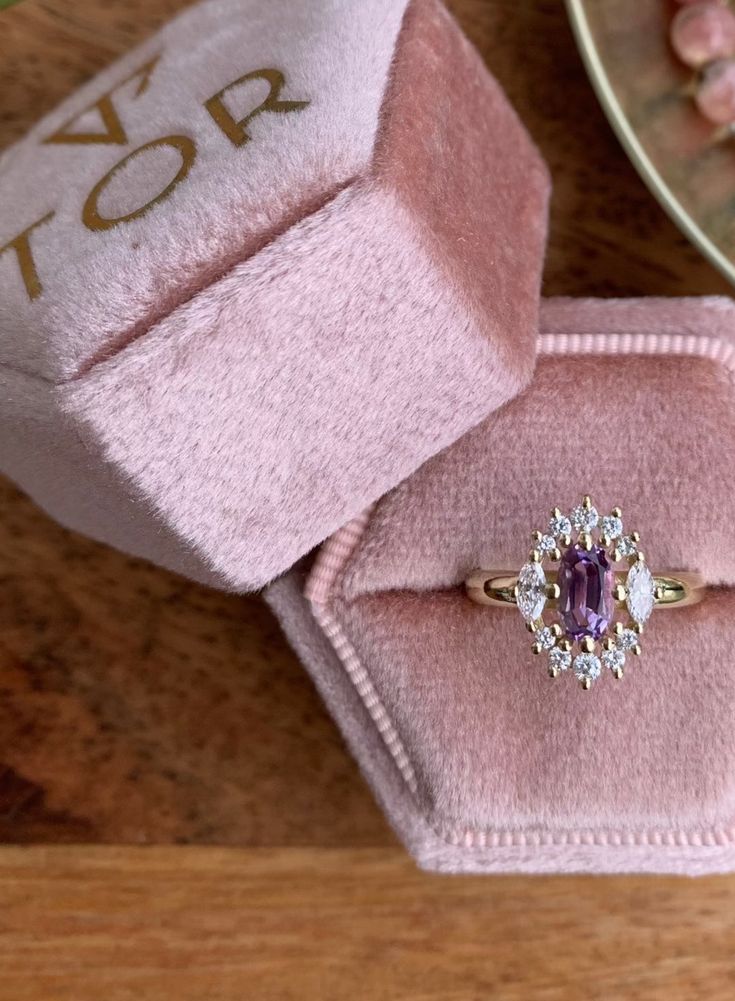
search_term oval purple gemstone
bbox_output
[558,543,614,640]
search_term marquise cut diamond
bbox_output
[517,562,546,622]
[626,562,655,624]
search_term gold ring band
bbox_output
[466,570,706,610]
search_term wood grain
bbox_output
[0,846,733,1001]
[0,478,392,846]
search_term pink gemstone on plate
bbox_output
[671,3,735,68]
[696,59,735,123]
[558,544,614,641]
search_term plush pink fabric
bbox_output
[343,303,735,596]
[0,0,408,379]
[267,297,735,874]
[0,0,549,590]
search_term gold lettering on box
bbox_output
[44,54,161,146]
[1,62,310,303]
[82,134,197,232]
[204,68,309,148]
[0,212,55,302]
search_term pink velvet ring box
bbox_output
[0,0,549,591]
[267,296,735,875]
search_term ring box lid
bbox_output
[0,0,549,591]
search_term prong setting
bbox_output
[511,497,655,688]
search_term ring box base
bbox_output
[267,297,735,874]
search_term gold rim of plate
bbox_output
[566,0,735,288]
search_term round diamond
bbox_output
[600,515,623,540]
[602,647,625,673]
[617,628,639,651]
[573,652,602,682]
[536,626,556,650]
[537,534,557,555]
[571,503,599,533]
[617,535,638,558]
[548,514,572,538]
[549,647,572,672]
[517,562,547,622]
[626,561,655,625]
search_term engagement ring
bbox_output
[466,496,704,688]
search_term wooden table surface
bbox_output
[0,1,733,998]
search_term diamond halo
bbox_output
[516,496,655,689]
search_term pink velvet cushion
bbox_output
[0,0,549,590]
[268,297,735,874]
